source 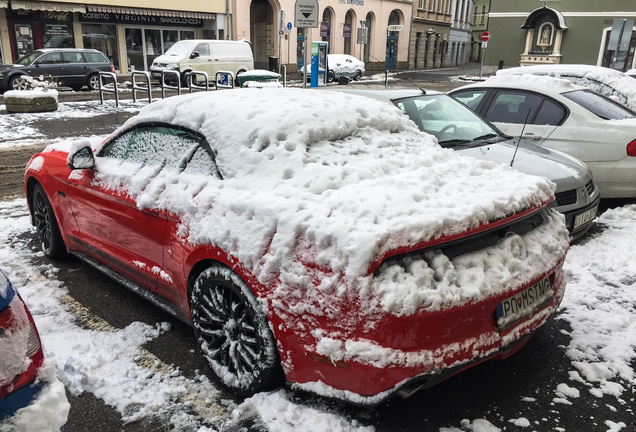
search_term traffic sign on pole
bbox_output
[481,31,490,42]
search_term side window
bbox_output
[486,91,543,124]
[194,43,210,57]
[63,52,85,63]
[534,99,566,125]
[452,90,488,111]
[84,52,108,63]
[37,53,62,64]
[100,126,220,176]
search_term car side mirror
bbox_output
[68,146,95,170]
[190,52,200,59]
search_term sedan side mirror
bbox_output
[68,146,95,170]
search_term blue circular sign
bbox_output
[287,22,292,31]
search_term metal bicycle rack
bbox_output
[215,71,234,89]
[185,71,210,93]
[159,70,182,99]
[98,72,119,107]
[131,71,152,104]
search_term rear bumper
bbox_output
[291,262,566,405]
[562,195,601,240]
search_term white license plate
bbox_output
[573,206,598,231]
[495,276,553,328]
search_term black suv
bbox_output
[0,48,114,92]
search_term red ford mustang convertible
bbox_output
[24,89,569,404]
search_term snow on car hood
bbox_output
[460,139,591,192]
[52,89,565,316]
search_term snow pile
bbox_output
[0,360,70,432]
[559,204,636,399]
[3,88,58,101]
[233,390,374,432]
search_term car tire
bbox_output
[354,70,362,81]
[87,74,100,91]
[9,75,29,91]
[32,183,66,259]
[190,264,284,397]
[181,71,191,88]
[327,70,335,83]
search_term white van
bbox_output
[150,40,253,85]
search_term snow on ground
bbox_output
[0,99,141,148]
[0,197,634,431]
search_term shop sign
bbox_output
[80,12,203,27]
[343,23,351,38]
[320,21,329,38]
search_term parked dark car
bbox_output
[0,48,114,92]
[0,268,69,430]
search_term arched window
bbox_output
[344,10,354,55]
[321,8,333,48]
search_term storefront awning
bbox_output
[0,1,9,9]
[11,1,86,13]
[86,5,216,20]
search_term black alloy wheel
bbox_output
[32,183,66,259]
[190,265,284,396]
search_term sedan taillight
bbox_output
[0,296,44,399]
[628,139,636,156]
[110,65,115,73]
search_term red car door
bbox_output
[66,168,167,291]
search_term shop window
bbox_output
[125,28,144,72]
[14,24,34,58]
[82,23,119,70]
[164,30,178,51]
[181,30,195,40]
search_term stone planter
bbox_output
[4,90,59,113]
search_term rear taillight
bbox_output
[0,296,44,399]
[628,139,636,157]
[110,65,115,73]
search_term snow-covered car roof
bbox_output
[101,88,554,284]
[497,64,636,111]
[475,74,584,93]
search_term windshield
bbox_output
[393,94,502,148]
[561,89,636,120]
[14,51,42,65]
[164,40,198,57]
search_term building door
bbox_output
[250,0,274,69]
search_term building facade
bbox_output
[408,0,452,70]
[0,0,419,74]
[485,0,636,73]
[234,0,413,72]
[470,0,488,61]
[447,0,474,66]
[0,0,229,71]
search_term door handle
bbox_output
[521,133,542,140]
